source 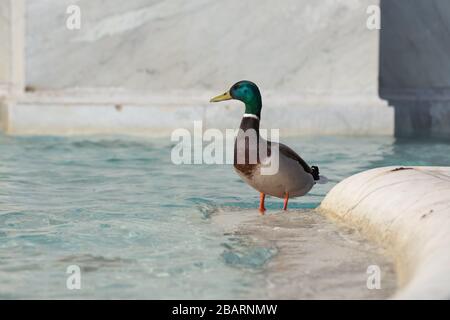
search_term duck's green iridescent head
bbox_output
[210,80,262,118]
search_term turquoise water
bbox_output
[0,134,449,299]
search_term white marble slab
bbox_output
[3,91,393,136]
[0,0,25,94]
[26,0,380,96]
[0,0,11,84]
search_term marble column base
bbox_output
[382,88,450,140]
[391,101,450,139]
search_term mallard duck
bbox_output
[210,80,326,214]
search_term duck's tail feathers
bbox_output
[311,166,328,184]
[315,175,328,184]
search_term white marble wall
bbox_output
[0,0,24,96]
[0,0,11,86]
[26,0,380,96]
[0,0,394,136]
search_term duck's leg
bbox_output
[283,192,289,211]
[259,193,266,215]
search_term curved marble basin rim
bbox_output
[319,166,450,299]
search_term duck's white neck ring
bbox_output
[243,113,260,120]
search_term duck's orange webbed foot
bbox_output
[283,192,289,211]
[259,193,266,215]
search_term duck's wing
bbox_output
[277,142,313,175]
[265,141,322,182]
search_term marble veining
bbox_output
[26,0,380,94]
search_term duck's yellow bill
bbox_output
[210,91,232,102]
